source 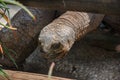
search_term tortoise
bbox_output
[39,11,104,60]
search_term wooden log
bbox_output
[18,0,120,15]
[38,11,104,60]
[0,70,72,80]
[0,7,55,67]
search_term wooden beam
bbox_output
[0,70,72,80]
[18,0,120,15]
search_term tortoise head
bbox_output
[38,24,75,60]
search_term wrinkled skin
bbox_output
[39,23,75,60]
[39,11,104,60]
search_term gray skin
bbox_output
[39,22,75,59]
[39,11,104,60]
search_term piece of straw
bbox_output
[48,62,55,80]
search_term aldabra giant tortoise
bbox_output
[39,11,104,60]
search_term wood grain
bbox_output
[0,70,73,80]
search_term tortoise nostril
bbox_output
[40,48,45,53]
[38,41,41,46]
[38,42,45,53]
[51,42,61,50]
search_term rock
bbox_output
[24,30,120,80]
[0,7,55,67]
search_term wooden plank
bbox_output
[18,0,120,15]
[0,70,73,80]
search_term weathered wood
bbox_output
[18,0,120,15]
[39,11,104,59]
[0,70,72,80]
[0,7,55,67]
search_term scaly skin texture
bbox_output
[39,11,104,60]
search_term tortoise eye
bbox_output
[51,42,61,50]
[38,41,41,46]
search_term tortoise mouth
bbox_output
[39,42,68,60]
[43,50,67,60]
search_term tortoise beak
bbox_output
[39,42,68,60]
[43,49,68,61]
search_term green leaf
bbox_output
[1,0,35,20]
[0,67,10,80]
[0,22,17,30]
[0,40,18,69]
[2,44,18,68]
[0,0,10,18]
